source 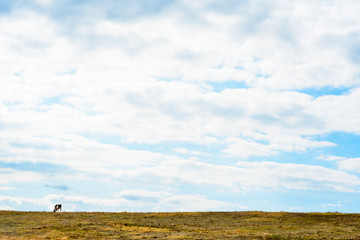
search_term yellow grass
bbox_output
[1,211,360,239]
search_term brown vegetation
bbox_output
[1,211,360,239]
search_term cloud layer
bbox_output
[1,0,360,212]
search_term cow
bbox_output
[53,204,62,212]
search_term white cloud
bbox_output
[223,135,334,159]
[0,195,47,208]
[223,138,277,158]
[0,191,246,212]
[1,0,360,212]
[173,147,210,156]
[235,161,360,192]
[162,194,247,212]
[0,134,180,173]
[0,205,13,210]
[106,159,360,192]
[312,88,360,134]
[1,3,360,151]
[0,168,44,184]
[113,189,247,211]
[0,186,17,191]
[321,202,343,208]
[337,158,360,173]
[316,155,346,161]
[35,0,53,6]
[113,189,170,199]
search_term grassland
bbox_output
[1,211,360,239]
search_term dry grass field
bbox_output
[1,211,360,239]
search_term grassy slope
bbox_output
[1,211,360,239]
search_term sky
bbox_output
[1,0,360,212]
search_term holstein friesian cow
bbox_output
[53,204,62,212]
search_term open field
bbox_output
[1,211,360,239]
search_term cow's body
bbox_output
[53,204,62,212]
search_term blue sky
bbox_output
[1,0,360,212]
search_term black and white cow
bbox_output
[53,204,62,212]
